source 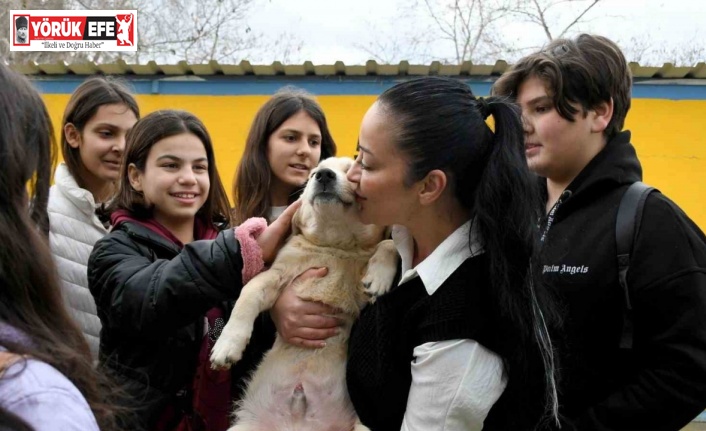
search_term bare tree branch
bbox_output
[2,0,303,65]
[620,34,705,66]
[556,0,601,39]
[509,0,603,42]
[412,0,515,64]
[354,17,432,64]
[531,0,553,40]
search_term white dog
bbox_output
[210,157,398,431]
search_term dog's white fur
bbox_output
[210,157,398,431]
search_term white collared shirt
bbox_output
[393,221,507,431]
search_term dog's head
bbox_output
[293,157,387,249]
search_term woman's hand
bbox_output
[256,199,301,265]
[271,267,342,348]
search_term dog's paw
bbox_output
[209,329,251,369]
[362,278,388,303]
[362,239,398,302]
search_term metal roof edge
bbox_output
[8,60,706,80]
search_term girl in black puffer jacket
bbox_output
[88,110,298,431]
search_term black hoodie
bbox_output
[539,131,706,430]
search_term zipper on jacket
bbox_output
[540,189,572,243]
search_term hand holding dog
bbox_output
[271,267,342,348]
[256,199,301,264]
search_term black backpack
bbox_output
[616,181,656,349]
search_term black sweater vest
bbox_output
[346,254,499,430]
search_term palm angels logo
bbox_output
[542,264,589,275]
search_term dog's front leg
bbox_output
[210,269,283,369]
[361,239,398,302]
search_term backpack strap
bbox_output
[616,181,656,349]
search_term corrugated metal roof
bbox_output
[9,60,706,79]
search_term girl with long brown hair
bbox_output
[0,62,121,431]
[232,87,336,225]
[49,76,139,359]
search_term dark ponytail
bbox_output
[473,97,561,428]
[377,77,560,429]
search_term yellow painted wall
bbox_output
[41,94,706,230]
[627,99,706,230]
[42,93,374,195]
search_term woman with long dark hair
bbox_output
[0,62,120,430]
[274,76,562,430]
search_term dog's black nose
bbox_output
[314,168,336,186]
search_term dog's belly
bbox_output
[233,336,357,431]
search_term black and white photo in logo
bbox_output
[15,15,29,44]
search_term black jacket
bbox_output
[540,131,706,430]
[88,221,273,428]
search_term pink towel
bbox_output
[234,217,268,284]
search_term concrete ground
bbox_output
[683,423,706,431]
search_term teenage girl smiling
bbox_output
[88,110,298,430]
